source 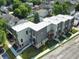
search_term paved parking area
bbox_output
[41,35,79,59]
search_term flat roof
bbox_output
[43,16,63,25]
[12,21,51,32]
[12,21,35,32]
[57,14,74,20]
[12,14,73,32]
[30,21,51,31]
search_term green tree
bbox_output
[0,19,7,47]
[13,8,21,17]
[75,4,79,11]
[53,2,69,15]
[0,0,7,6]
[34,12,40,23]
[29,0,42,5]
[13,3,31,18]
[53,4,63,15]
[6,0,13,5]
[0,18,6,31]
[12,0,22,10]
[0,30,6,45]
[18,4,28,17]
[13,0,21,4]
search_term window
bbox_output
[22,44,23,46]
[26,31,28,34]
[32,32,35,36]
[21,39,23,42]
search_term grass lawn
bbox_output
[45,40,58,48]
[58,36,66,42]
[21,40,58,59]
[65,32,72,37]
[70,28,78,34]
[21,46,41,59]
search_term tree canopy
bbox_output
[0,0,7,6]
[53,2,69,15]
[13,3,31,18]
[0,30,6,44]
[0,18,7,31]
[75,4,79,11]
[0,18,7,45]
[33,12,40,23]
[28,0,42,5]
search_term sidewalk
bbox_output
[6,41,23,59]
[34,31,79,59]
[41,34,79,59]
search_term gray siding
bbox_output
[35,27,47,44]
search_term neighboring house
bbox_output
[74,12,79,20]
[36,9,49,18]
[54,0,79,4]
[7,14,74,51]
[25,2,33,7]
[1,14,19,26]
[0,6,9,14]
[70,9,75,15]
[32,5,40,10]
[73,12,79,26]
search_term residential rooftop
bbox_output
[12,14,73,32]
[12,21,35,32]
[57,14,74,20]
[30,21,51,31]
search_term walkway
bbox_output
[6,41,23,59]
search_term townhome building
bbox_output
[30,21,51,48]
[57,14,74,32]
[11,21,35,49]
[7,14,74,51]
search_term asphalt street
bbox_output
[41,35,79,59]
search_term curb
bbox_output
[34,32,79,59]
